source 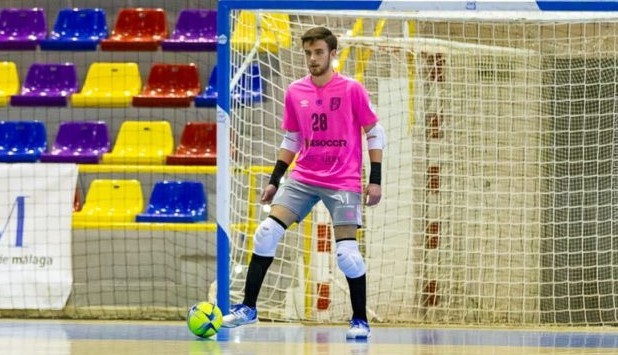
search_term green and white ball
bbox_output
[187,302,223,338]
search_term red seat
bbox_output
[166,122,216,166]
[100,8,167,51]
[133,63,201,107]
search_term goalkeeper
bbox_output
[222,26,386,339]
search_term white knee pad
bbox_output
[336,240,366,279]
[253,217,285,257]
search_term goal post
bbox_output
[216,0,618,325]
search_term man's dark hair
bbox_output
[301,27,337,51]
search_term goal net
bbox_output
[225,9,618,325]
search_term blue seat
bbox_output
[0,121,46,162]
[136,181,207,223]
[40,8,108,51]
[194,66,217,107]
[195,64,263,107]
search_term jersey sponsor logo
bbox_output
[322,155,339,163]
[330,97,341,111]
[305,139,347,147]
[303,155,340,163]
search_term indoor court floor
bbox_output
[2,319,618,354]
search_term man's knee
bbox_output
[253,217,286,257]
[336,240,366,278]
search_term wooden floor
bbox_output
[2,319,618,354]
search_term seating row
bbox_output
[0,62,263,108]
[73,179,207,223]
[1,8,213,51]
[0,120,216,165]
[0,8,290,53]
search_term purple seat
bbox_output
[161,9,216,52]
[10,63,78,107]
[0,8,47,50]
[40,121,110,164]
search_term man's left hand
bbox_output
[365,183,382,206]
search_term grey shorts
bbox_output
[272,178,362,226]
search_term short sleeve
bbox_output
[351,82,378,126]
[282,89,299,131]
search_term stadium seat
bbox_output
[72,179,144,223]
[166,122,216,165]
[0,121,46,162]
[194,64,263,107]
[39,8,108,51]
[40,121,110,164]
[231,11,291,54]
[100,8,167,51]
[132,63,201,107]
[0,62,19,106]
[102,121,174,165]
[161,9,216,52]
[136,181,207,223]
[0,8,47,50]
[10,63,78,107]
[194,66,217,107]
[71,62,142,107]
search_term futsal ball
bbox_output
[187,301,223,338]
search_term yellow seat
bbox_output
[71,62,142,107]
[231,12,291,53]
[0,62,19,106]
[102,120,174,165]
[72,179,143,223]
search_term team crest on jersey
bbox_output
[330,97,341,111]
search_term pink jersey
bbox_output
[282,72,378,193]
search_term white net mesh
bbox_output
[226,10,618,325]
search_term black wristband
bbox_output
[269,160,289,188]
[369,162,382,185]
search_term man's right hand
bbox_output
[260,184,278,204]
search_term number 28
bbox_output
[311,113,327,131]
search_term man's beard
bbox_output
[309,63,329,77]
